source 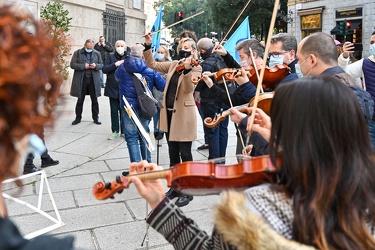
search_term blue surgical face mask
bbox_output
[28,134,47,156]
[294,63,303,78]
[369,44,375,57]
[239,60,248,67]
[85,48,93,53]
[156,54,165,61]
[268,55,284,68]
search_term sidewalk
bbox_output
[3,91,239,250]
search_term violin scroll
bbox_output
[93,175,130,200]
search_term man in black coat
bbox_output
[94,36,113,87]
[70,39,103,125]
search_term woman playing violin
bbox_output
[143,34,202,207]
[129,75,375,249]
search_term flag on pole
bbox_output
[151,5,162,59]
[224,16,250,62]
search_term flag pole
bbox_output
[218,0,252,45]
[144,11,205,36]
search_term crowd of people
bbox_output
[2,1,375,249]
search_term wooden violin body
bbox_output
[176,58,199,73]
[204,92,274,129]
[92,155,280,200]
[191,65,290,90]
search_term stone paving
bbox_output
[3,91,240,250]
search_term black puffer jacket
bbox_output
[103,52,128,99]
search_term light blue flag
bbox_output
[224,16,250,62]
[151,5,162,59]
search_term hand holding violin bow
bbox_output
[144,32,152,46]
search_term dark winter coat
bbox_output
[70,48,103,98]
[103,52,128,99]
[115,55,165,111]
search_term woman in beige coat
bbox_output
[144,35,202,207]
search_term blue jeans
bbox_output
[368,120,375,150]
[153,107,163,133]
[121,109,151,163]
[201,102,229,159]
[99,70,104,86]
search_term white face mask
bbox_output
[294,63,303,78]
[369,44,375,57]
[269,55,284,68]
[239,60,248,67]
[156,54,165,61]
[116,47,125,55]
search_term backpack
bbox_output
[200,53,237,94]
[349,85,374,121]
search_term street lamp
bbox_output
[206,23,209,37]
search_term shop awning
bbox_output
[331,21,361,35]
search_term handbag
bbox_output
[132,74,159,120]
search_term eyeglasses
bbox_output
[268,51,288,58]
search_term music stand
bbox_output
[2,170,64,239]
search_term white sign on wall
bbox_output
[133,0,141,10]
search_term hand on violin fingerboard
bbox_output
[128,161,166,210]
[246,107,272,142]
[235,67,250,85]
[212,44,227,56]
[229,107,247,124]
[201,73,214,88]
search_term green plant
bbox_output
[40,1,72,80]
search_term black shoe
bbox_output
[197,144,209,150]
[93,119,101,125]
[165,188,179,200]
[23,164,40,174]
[154,131,164,140]
[41,157,59,168]
[175,195,193,207]
[71,119,81,125]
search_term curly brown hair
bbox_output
[0,4,62,180]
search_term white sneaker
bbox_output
[108,132,119,140]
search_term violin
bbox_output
[176,58,199,73]
[92,155,281,200]
[192,64,290,90]
[204,92,274,128]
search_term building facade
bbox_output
[15,0,148,93]
[287,0,375,59]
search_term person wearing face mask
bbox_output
[338,31,375,149]
[115,44,165,165]
[153,45,171,141]
[70,39,104,125]
[211,39,262,156]
[143,34,202,207]
[268,33,300,82]
[102,40,129,140]
[94,36,114,88]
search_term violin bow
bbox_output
[218,0,252,46]
[216,0,252,151]
[245,0,280,152]
[248,47,264,93]
[144,11,205,37]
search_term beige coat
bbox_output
[144,49,202,141]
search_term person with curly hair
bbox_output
[0,3,74,249]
